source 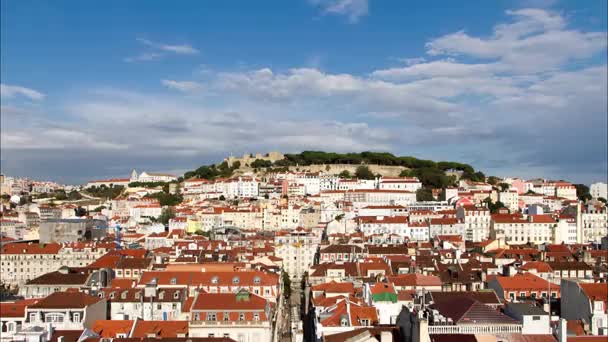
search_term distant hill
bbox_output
[183,151,486,189]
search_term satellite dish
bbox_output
[9,195,21,204]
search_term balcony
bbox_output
[428,324,522,334]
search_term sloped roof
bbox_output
[430,297,518,324]
[92,320,134,338]
[29,291,102,309]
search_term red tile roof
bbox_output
[92,320,134,338]
[28,291,103,309]
[387,274,442,287]
[520,261,553,273]
[131,320,189,338]
[0,299,39,318]
[312,281,355,294]
[1,243,62,254]
[494,273,560,291]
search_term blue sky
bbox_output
[1,0,607,184]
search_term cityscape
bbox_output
[1,2,607,342]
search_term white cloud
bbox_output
[310,0,369,23]
[136,38,199,55]
[425,9,606,73]
[2,8,606,184]
[124,52,163,63]
[399,57,426,66]
[161,79,202,92]
[125,38,199,63]
[0,84,45,101]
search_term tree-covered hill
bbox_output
[183,151,486,189]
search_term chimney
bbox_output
[416,318,429,342]
[558,318,567,342]
[46,322,54,341]
[380,331,392,342]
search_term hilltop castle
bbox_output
[224,151,284,167]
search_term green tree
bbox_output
[67,190,83,201]
[399,169,414,177]
[487,176,501,185]
[74,206,87,217]
[251,159,272,168]
[355,165,375,180]
[194,230,211,238]
[338,170,352,178]
[231,161,241,169]
[145,192,183,206]
[54,190,68,200]
[158,207,176,225]
[483,197,506,213]
[498,183,510,192]
[219,195,226,201]
[416,188,435,201]
[574,184,592,202]
[281,271,292,301]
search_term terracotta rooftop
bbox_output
[28,291,102,309]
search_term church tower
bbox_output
[130,169,138,182]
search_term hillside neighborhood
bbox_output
[0,152,606,342]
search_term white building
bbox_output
[456,205,491,242]
[579,204,608,243]
[491,214,557,245]
[129,203,162,223]
[274,228,320,280]
[429,218,465,239]
[590,182,608,200]
[0,243,110,287]
[378,177,422,192]
[357,216,429,241]
[103,288,187,321]
[498,190,519,212]
[554,183,577,201]
[189,291,273,342]
[344,189,416,208]
[132,170,177,183]
[555,215,578,245]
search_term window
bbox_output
[253,313,260,321]
[29,312,37,322]
[224,312,230,321]
[45,313,64,323]
[207,313,217,321]
[232,276,240,285]
[532,316,541,321]
[170,277,177,285]
[519,292,526,298]
[239,313,245,321]
[73,312,81,322]
[253,276,261,285]
[211,276,219,284]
